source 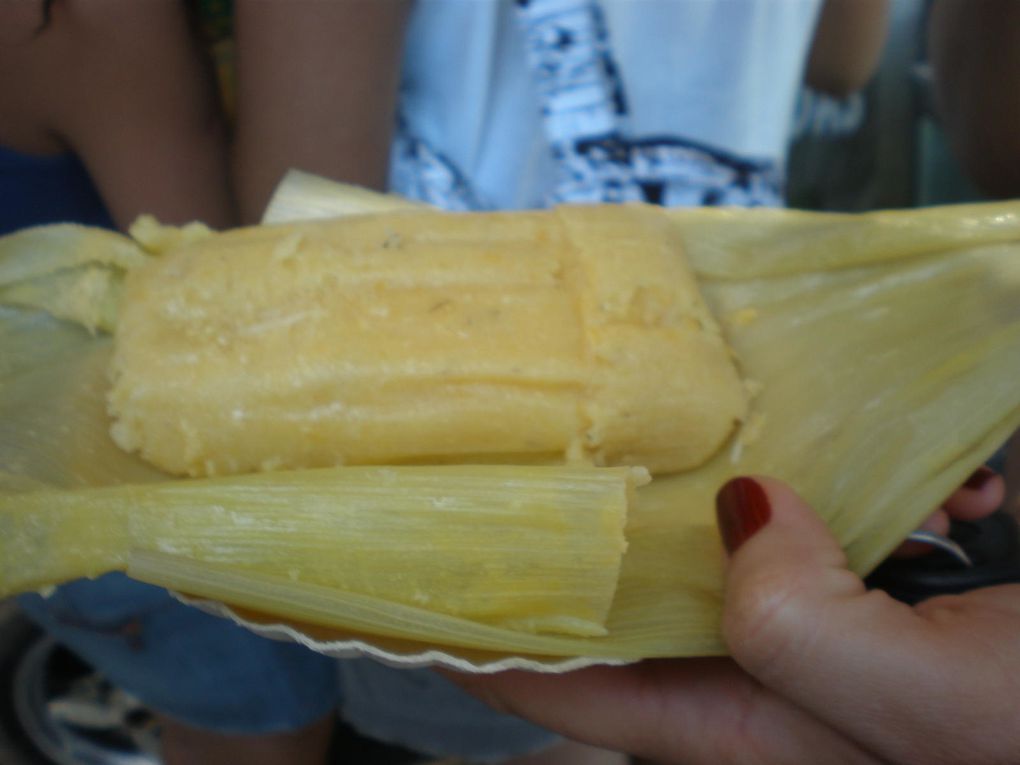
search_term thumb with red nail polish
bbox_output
[715,476,866,688]
[449,477,1020,765]
[715,476,773,554]
[713,476,1020,765]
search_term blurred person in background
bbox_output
[231,0,889,220]
[928,0,1020,200]
[929,0,1020,521]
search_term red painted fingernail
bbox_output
[964,466,995,491]
[716,477,771,555]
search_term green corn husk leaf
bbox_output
[1,173,1019,668]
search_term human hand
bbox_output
[453,473,1018,765]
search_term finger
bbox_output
[718,476,1020,764]
[942,466,1005,521]
[448,659,877,765]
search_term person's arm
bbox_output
[804,0,890,98]
[455,473,1016,765]
[232,0,410,224]
[39,0,234,229]
[928,0,1020,198]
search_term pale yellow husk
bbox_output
[262,169,428,224]
[0,224,146,332]
[0,464,637,638]
[1,174,1019,668]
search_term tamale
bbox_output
[1,175,1019,670]
[107,205,749,477]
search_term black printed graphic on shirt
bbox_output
[516,0,782,207]
[391,0,782,210]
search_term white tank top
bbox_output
[390,0,823,210]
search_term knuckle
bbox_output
[722,567,814,680]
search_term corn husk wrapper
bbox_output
[0,464,639,639]
[1,174,1019,672]
[262,169,429,225]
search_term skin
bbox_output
[159,714,334,765]
[0,3,313,763]
[0,0,234,229]
[805,0,890,98]
[231,0,411,223]
[453,474,1018,765]
[928,0,1020,198]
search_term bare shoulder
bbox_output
[0,0,208,150]
[0,0,232,228]
[0,0,67,153]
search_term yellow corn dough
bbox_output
[107,205,748,477]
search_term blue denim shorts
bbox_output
[17,573,558,761]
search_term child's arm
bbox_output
[231,0,411,223]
